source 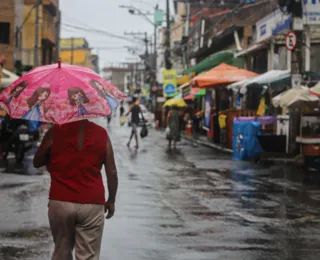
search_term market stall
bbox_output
[272,84,320,168]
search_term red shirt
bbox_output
[48,120,107,204]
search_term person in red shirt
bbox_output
[33,119,118,260]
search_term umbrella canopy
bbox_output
[0,62,126,125]
[272,86,319,108]
[228,70,290,92]
[163,98,187,108]
[184,88,206,100]
[309,82,320,97]
[192,63,258,89]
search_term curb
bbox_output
[182,134,233,154]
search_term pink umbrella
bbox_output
[0,62,126,125]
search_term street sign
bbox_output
[151,85,158,92]
[285,31,297,51]
[182,85,191,97]
[291,74,301,89]
[163,69,177,97]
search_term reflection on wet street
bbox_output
[1,118,320,259]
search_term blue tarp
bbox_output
[232,121,262,161]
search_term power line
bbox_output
[62,23,142,43]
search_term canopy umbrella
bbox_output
[192,63,258,89]
[228,70,290,92]
[0,62,126,125]
[183,88,206,100]
[163,98,187,108]
[272,86,319,108]
[309,81,320,97]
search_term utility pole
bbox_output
[55,0,61,63]
[71,37,74,65]
[34,0,41,67]
[183,2,191,69]
[165,0,172,69]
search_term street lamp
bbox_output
[119,5,158,64]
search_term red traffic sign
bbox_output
[285,31,297,51]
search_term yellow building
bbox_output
[22,0,59,66]
[60,38,94,70]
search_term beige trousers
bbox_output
[48,200,105,260]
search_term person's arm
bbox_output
[33,126,53,168]
[104,135,118,219]
[125,105,133,116]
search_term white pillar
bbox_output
[287,49,291,71]
[305,26,311,71]
[268,41,275,70]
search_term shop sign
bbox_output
[182,85,191,98]
[163,69,177,97]
[154,9,164,26]
[157,97,166,103]
[256,9,292,43]
[303,0,320,24]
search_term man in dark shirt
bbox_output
[126,98,142,149]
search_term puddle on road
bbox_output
[0,227,51,260]
[0,183,28,189]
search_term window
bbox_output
[0,23,10,44]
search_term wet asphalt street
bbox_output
[1,117,320,260]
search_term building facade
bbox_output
[59,38,96,69]
[103,65,133,92]
[0,0,24,72]
[22,0,59,67]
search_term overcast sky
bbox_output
[60,0,172,70]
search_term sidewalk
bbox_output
[182,133,232,153]
[182,133,296,164]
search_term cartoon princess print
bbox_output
[68,87,90,116]
[89,79,119,111]
[22,87,51,121]
[7,81,28,104]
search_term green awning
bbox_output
[181,50,244,75]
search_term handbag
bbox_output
[120,115,126,126]
[165,127,171,140]
[140,111,148,138]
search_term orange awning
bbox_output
[192,63,258,89]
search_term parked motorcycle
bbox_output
[3,125,37,164]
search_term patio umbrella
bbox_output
[183,88,206,100]
[163,98,187,108]
[272,86,308,108]
[192,63,258,89]
[0,62,126,125]
[309,82,320,97]
[272,86,319,108]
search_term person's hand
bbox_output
[105,201,115,219]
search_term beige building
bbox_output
[0,0,24,72]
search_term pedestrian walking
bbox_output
[126,97,142,149]
[167,106,181,149]
[0,61,126,260]
[34,120,118,260]
[107,115,112,125]
[120,101,125,117]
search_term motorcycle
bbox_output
[3,125,37,164]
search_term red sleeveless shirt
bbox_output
[48,120,107,204]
